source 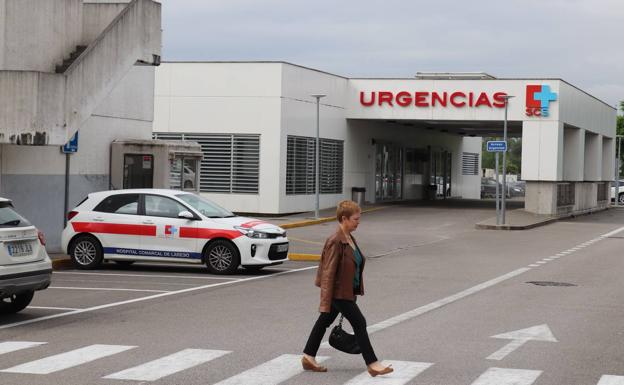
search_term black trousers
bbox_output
[303,299,378,365]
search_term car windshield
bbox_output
[0,202,32,227]
[176,194,235,218]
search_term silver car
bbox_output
[0,198,52,314]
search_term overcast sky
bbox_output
[161,0,623,111]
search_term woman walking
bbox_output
[301,200,393,377]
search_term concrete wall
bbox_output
[0,0,83,72]
[82,2,129,44]
[1,66,155,252]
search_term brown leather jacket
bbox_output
[314,227,365,312]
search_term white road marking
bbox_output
[27,306,81,311]
[536,261,547,264]
[543,257,554,261]
[528,264,540,267]
[48,286,169,293]
[343,360,432,385]
[1,344,135,374]
[213,354,329,385]
[361,268,531,336]
[487,324,557,360]
[0,341,46,355]
[0,266,319,330]
[598,375,624,385]
[104,348,230,381]
[470,367,542,385]
[53,271,235,280]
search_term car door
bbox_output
[83,193,149,256]
[141,194,199,260]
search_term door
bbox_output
[141,194,199,260]
[87,193,148,255]
[375,144,403,201]
[123,154,153,188]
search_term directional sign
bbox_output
[487,141,507,152]
[61,132,79,154]
[486,324,557,360]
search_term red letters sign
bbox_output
[360,91,508,108]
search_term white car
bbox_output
[0,198,52,314]
[61,189,289,274]
[611,180,624,204]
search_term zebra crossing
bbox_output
[0,341,622,384]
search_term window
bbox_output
[286,135,344,195]
[176,194,234,218]
[462,152,479,176]
[94,194,139,215]
[557,183,575,207]
[0,202,31,228]
[123,155,153,188]
[153,133,260,194]
[144,195,188,218]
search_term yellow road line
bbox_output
[281,206,388,229]
[287,237,325,246]
[288,253,321,261]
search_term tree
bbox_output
[481,137,522,175]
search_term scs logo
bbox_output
[526,84,557,117]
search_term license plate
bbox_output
[7,241,33,257]
[276,243,289,253]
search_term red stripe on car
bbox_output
[179,227,241,239]
[72,222,157,236]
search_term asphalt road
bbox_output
[1,203,624,385]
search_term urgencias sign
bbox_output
[359,91,509,108]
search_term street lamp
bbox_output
[501,95,515,225]
[311,94,326,219]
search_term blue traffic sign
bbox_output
[62,132,79,154]
[487,141,507,152]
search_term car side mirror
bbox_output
[178,211,195,220]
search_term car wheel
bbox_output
[204,240,240,275]
[619,193,624,204]
[0,291,34,314]
[70,235,103,269]
[114,260,135,267]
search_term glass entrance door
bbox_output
[375,143,403,201]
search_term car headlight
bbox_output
[234,226,270,239]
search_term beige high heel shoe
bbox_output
[367,364,393,377]
[301,356,327,372]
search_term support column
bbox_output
[563,126,584,181]
[602,136,614,181]
[522,120,564,215]
[584,131,600,181]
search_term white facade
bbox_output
[154,62,617,216]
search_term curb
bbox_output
[288,253,320,262]
[281,206,388,230]
[51,257,73,270]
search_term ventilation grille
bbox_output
[286,135,343,195]
[461,152,479,175]
[153,133,260,194]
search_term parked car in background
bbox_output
[611,180,624,204]
[508,180,526,197]
[0,198,52,314]
[481,177,510,199]
[62,189,289,274]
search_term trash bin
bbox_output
[426,184,437,200]
[351,187,366,206]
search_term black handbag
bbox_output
[328,315,361,354]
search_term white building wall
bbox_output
[154,62,284,213]
[279,64,348,213]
